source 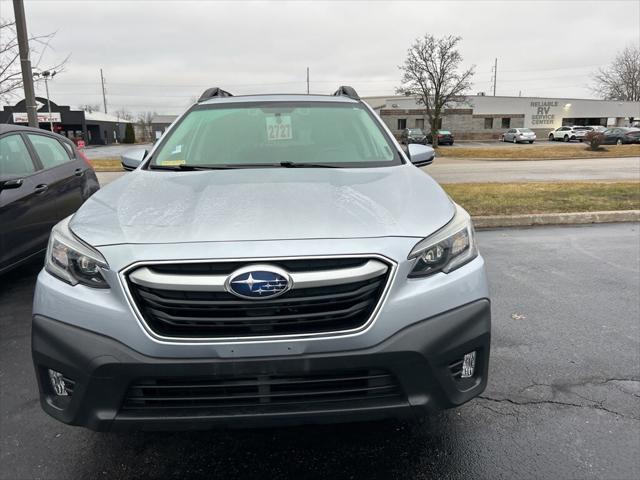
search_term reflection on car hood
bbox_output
[70,166,455,246]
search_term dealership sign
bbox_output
[530,100,559,126]
[12,112,62,123]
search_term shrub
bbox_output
[584,131,605,150]
[123,123,136,144]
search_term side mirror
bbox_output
[121,148,148,171]
[407,143,435,167]
[0,178,24,191]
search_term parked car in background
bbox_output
[400,128,427,145]
[502,128,536,144]
[548,126,582,142]
[31,86,490,432]
[0,125,99,274]
[571,126,595,142]
[601,127,640,145]
[426,130,454,145]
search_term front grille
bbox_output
[121,369,403,416]
[126,257,391,339]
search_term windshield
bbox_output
[150,102,400,169]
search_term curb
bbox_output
[472,210,640,229]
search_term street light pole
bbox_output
[43,71,55,131]
[35,70,56,132]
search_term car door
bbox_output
[0,133,59,272]
[603,128,618,144]
[24,132,86,219]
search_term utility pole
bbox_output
[491,58,498,96]
[13,0,38,127]
[306,67,309,94]
[100,68,107,114]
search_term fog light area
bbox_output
[48,369,70,396]
[461,351,476,378]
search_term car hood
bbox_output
[70,166,455,246]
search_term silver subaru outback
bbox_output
[32,86,491,431]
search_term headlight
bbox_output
[45,216,109,288]
[408,204,478,277]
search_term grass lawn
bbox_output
[89,158,123,171]
[437,144,640,160]
[442,182,640,216]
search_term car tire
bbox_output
[549,134,554,141]
[564,135,569,142]
[529,141,534,144]
[616,138,623,145]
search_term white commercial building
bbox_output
[363,95,640,140]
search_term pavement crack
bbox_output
[477,395,636,420]
[476,401,520,421]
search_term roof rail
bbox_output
[198,87,233,102]
[332,86,360,100]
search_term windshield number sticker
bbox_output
[266,115,292,141]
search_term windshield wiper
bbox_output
[150,164,247,171]
[279,161,340,168]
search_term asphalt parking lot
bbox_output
[1,224,639,480]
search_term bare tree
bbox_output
[397,34,475,148]
[136,111,156,142]
[0,18,69,104]
[113,108,133,121]
[79,104,100,113]
[592,45,640,102]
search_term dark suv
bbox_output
[0,124,99,273]
[400,128,427,145]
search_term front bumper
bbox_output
[32,299,490,431]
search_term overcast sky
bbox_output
[2,0,639,114]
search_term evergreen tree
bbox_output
[123,123,135,144]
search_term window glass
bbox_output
[397,118,407,130]
[152,103,399,168]
[415,118,424,129]
[60,141,76,158]
[0,134,36,177]
[484,118,493,129]
[27,134,71,169]
[501,118,511,129]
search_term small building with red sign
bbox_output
[0,97,131,145]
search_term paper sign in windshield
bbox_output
[266,115,293,141]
